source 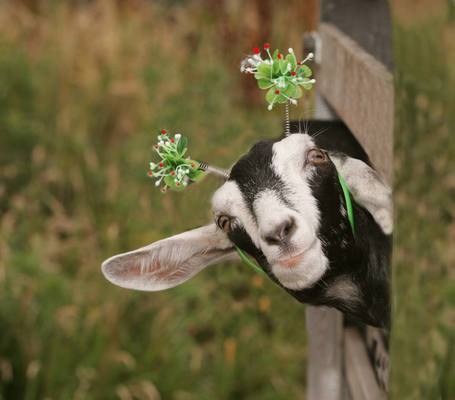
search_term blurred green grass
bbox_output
[391,3,455,398]
[0,1,453,399]
[0,2,310,399]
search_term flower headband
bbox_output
[148,44,315,191]
[240,43,315,111]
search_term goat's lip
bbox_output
[276,238,318,268]
[277,251,306,268]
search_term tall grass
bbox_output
[390,3,455,398]
[0,2,313,399]
[0,1,453,399]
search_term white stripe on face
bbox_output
[271,134,321,237]
[268,134,329,289]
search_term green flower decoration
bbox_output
[148,129,206,192]
[241,43,315,110]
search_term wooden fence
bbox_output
[304,1,393,399]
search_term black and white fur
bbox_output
[102,121,392,330]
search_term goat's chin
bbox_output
[271,241,329,291]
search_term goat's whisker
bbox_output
[311,126,330,140]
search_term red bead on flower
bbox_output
[161,129,167,135]
[170,171,175,176]
[252,47,260,54]
[275,89,280,95]
[159,162,164,168]
[277,53,283,59]
[263,42,270,50]
[291,71,296,76]
[147,170,153,176]
[170,138,175,143]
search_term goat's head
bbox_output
[102,131,392,328]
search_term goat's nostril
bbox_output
[282,220,292,236]
[263,218,296,245]
[282,218,296,239]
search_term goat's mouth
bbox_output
[270,239,328,290]
[275,238,318,269]
[278,251,306,268]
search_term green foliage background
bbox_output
[0,1,453,399]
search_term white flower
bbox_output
[268,104,273,111]
[174,133,181,140]
[288,48,294,53]
[150,162,156,169]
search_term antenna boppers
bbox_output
[148,130,229,192]
[148,42,314,192]
[148,130,207,192]
[240,43,315,111]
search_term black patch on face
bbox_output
[285,156,391,328]
[228,140,293,219]
[228,227,265,268]
[228,226,281,285]
[310,157,355,276]
[227,140,292,282]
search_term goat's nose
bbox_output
[262,218,296,245]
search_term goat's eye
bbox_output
[216,215,232,233]
[307,148,327,165]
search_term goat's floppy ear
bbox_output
[101,224,236,291]
[330,154,393,234]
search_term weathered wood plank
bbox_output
[344,328,387,400]
[305,87,344,400]
[306,306,343,400]
[318,23,394,184]
[365,326,389,391]
[321,0,393,71]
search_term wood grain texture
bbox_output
[366,326,389,391]
[306,306,343,400]
[318,23,394,184]
[344,328,387,400]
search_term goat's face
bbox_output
[212,133,344,290]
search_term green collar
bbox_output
[337,172,356,234]
[235,172,355,274]
[235,246,265,274]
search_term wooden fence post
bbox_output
[306,306,344,400]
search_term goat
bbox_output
[101,120,392,330]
